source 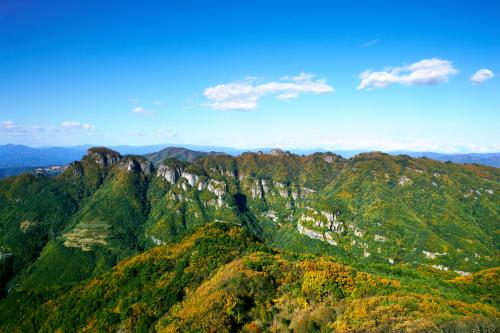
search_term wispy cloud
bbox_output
[470,68,494,85]
[61,121,95,130]
[358,58,458,90]
[157,128,176,139]
[129,98,142,104]
[1,120,96,137]
[203,72,334,111]
[362,39,379,47]
[127,130,145,137]
[132,106,155,114]
[153,101,164,106]
[1,120,44,135]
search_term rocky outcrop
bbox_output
[262,210,277,222]
[297,221,338,246]
[348,224,364,237]
[118,156,154,175]
[297,221,324,241]
[398,175,411,186]
[85,147,122,167]
[299,208,344,234]
[182,172,199,187]
[322,211,344,233]
[197,180,208,191]
[157,164,182,184]
[269,148,292,156]
[207,180,226,207]
[423,251,447,259]
[323,153,340,163]
[66,161,83,177]
[324,232,338,246]
[250,179,265,199]
[19,220,37,233]
[275,182,289,198]
[148,234,166,245]
[261,179,270,193]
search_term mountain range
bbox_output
[1,144,499,179]
[0,146,498,331]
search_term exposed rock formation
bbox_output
[157,164,182,184]
[182,172,199,187]
[85,147,122,167]
[118,156,154,175]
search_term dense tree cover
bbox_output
[0,223,498,332]
[0,147,498,331]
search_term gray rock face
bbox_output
[261,179,270,193]
[69,162,83,177]
[119,157,154,175]
[275,182,289,198]
[157,165,182,184]
[138,159,154,175]
[182,172,199,187]
[322,211,344,233]
[148,234,166,245]
[324,232,338,246]
[398,175,411,186]
[207,180,226,207]
[198,180,208,191]
[269,148,291,156]
[263,210,277,222]
[250,179,265,199]
[297,221,324,241]
[323,154,335,163]
[348,224,364,237]
[86,148,122,167]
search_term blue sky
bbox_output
[1,0,499,152]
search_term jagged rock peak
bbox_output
[156,158,188,184]
[118,156,154,175]
[313,152,342,163]
[269,148,292,156]
[85,147,122,167]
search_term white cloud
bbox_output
[132,106,155,114]
[1,120,44,135]
[358,58,458,90]
[203,72,334,111]
[362,39,379,47]
[153,101,164,106]
[470,68,494,85]
[61,121,95,130]
[1,120,17,130]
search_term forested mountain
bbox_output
[0,147,498,332]
[2,144,499,180]
[143,146,225,166]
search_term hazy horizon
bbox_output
[2,142,499,156]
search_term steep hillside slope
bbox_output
[0,223,497,332]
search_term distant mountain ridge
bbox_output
[143,147,225,166]
[0,144,498,179]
